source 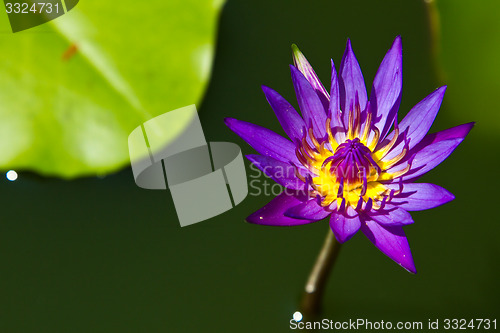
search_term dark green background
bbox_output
[0,0,497,332]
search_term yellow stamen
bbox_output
[325,118,340,150]
[294,167,306,182]
[374,127,399,160]
[348,108,355,140]
[354,104,361,138]
[309,127,320,151]
[368,127,380,151]
[377,163,411,181]
[379,146,408,170]
[361,111,372,143]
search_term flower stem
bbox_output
[300,229,341,317]
[423,0,446,83]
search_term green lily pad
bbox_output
[0,0,224,178]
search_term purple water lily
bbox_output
[225,36,473,273]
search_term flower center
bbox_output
[326,138,380,186]
[294,114,411,211]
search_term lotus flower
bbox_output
[225,36,473,273]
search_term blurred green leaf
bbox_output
[436,0,500,135]
[0,0,224,177]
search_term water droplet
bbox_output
[6,170,18,181]
[293,311,303,322]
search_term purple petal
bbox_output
[290,65,328,138]
[370,36,403,139]
[382,86,447,161]
[246,154,308,191]
[361,218,416,273]
[262,86,306,141]
[285,199,331,220]
[385,183,455,211]
[368,205,414,226]
[329,59,346,143]
[292,44,330,111]
[329,59,341,117]
[387,122,474,181]
[339,39,367,123]
[329,206,361,243]
[224,117,301,165]
[246,192,317,226]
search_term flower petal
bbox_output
[292,44,330,111]
[224,117,300,165]
[246,192,317,226]
[290,65,328,138]
[329,59,341,116]
[388,122,474,181]
[329,206,361,243]
[361,218,416,273]
[285,199,331,220]
[382,86,447,161]
[385,183,455,211]
[339,39,367,123]
[370,36,403,139]
[369,205,414,226]
[329,59,346,143]
[246,154,307,191]
[262,85,306,141]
